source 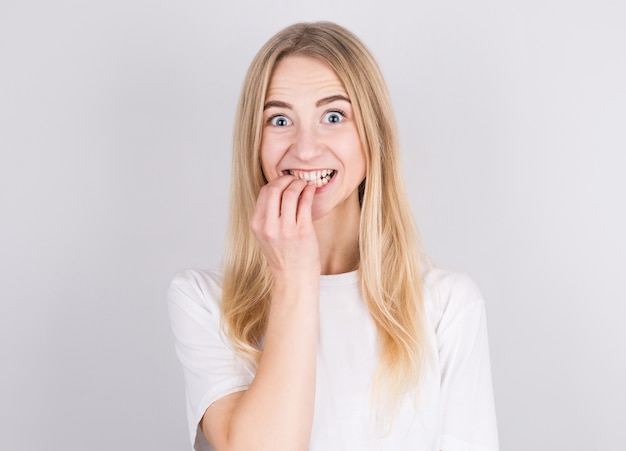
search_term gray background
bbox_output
[1,1,624,450]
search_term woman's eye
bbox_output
[323,111,345,124]
[269,115,291,127]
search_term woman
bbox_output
[168,21,498,451]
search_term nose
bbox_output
[290,124,322,162]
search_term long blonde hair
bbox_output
[221,21,428,411]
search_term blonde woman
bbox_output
[168,21,498,451]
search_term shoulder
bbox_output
[422,266,484,307]
[421,266,486,332]
[167,269,224,313]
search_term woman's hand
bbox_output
[201,175,320,450]
[251,175,320,279]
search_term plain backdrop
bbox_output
[1,1,624,450]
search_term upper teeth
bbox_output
[288,169,335,186]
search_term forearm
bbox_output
[224,276,319,451]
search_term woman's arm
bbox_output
[202,176,320,451]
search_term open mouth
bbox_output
[284,169,336,187]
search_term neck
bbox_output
[314,198,361,275]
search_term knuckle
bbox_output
[282,190,299,201]
[266,184,283,195]
[262,224,278,241]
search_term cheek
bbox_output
[346,138,366,179]
[260,131,292,178]
[339,125,365,163]
[259,137,278,181]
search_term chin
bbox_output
[310,202,330,222]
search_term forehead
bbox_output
[266,55,347,100]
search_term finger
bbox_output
[279,178,308,223]
[255,175,297,220]
[296,183,316,225]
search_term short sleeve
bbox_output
[435,272,499,451]
[167,270,254,451]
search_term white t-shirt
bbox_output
[167,267,499,451]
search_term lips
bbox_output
[284,169,336,187]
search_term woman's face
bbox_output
[260,55,366,222]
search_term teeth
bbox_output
[288,169,335,187]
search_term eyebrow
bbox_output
[263,100,291,110]
[316,95,351,107]
[263,94,351,110]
